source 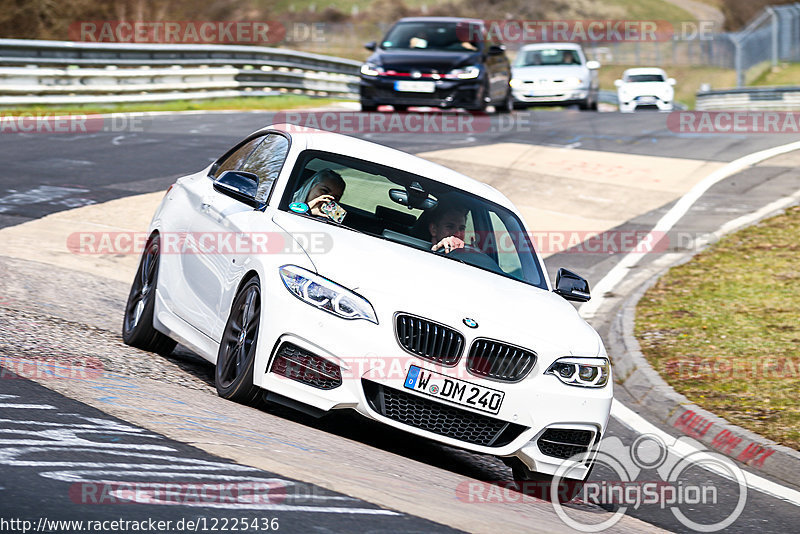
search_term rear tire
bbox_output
[360,102,378,112]
[393,105,409,112]
[215,277,263,405]
[122,233,177,356]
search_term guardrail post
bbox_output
[768,7,779,67]
[734,37,744,87]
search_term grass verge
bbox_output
[0,95,348,116]
[751,63,800,87]
[635,206,800,450]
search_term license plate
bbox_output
[637,96,656,103]
[394,80,435,93]
[404,365,504,415]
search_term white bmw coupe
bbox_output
[123,124,612,492]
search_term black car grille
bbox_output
[395,314,464,366]
[269,343,342,390]
[374,88,443,101]
[466,339,536,382]
[363,380,527,447]
[537,428,595,460]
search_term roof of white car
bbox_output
[263,123,513,209]
[622,67,668,76]
[518,42,584,51]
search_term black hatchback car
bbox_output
[359,17,512,113]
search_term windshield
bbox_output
[625,74,665,82]
[381,21,483,52]
[280,150,547,289]
[514,48,582,67]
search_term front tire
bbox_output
[496,88,513,114]
[215,277,262,405]
[360,102,378,112]
[122,233,177,355]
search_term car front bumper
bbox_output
[360,75,484,109]
[619,95,673,112]
[253,288,613,479]
[511,86,588,105]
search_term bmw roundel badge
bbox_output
[463,318,478,329]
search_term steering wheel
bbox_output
[435,245,500,270]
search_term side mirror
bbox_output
[488,44,506,56]
[614,79,623,88]
[365,41,376,51]
[586,60,600,70]
[554,268,591,302]
[667,77,676,86]
[213,170,261,208]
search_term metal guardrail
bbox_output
[0,38,361,105]
[696,86,800,110]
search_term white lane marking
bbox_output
[112,135,126,145]
[579,139,800,319]
[0,186,89,208]
[611,400,800,506]
[0,404,57,409]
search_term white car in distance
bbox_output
[122,125,612,499]
[615,67,676,112]
[510,43,600,110]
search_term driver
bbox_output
[428,201,468,254]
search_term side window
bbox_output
[212,137,265,179]
[239,134,290,203]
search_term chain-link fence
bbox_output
[730,3,800,86]
[290,5,800,87]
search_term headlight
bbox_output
[565,76,583,86]
[279,265,378,324]
[447,65,480,79]
[360,63,384,76]
[546,357,609,388]
[510,78,523,88]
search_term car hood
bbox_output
[368,49,481,72]
[512,65,587,81]
[619,82,672,96]
[272,212,602,357]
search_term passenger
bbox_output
[563,50,577,64]
[291,169,346,218]
[428,201,468,254]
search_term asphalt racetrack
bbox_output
[1,108,800,533]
